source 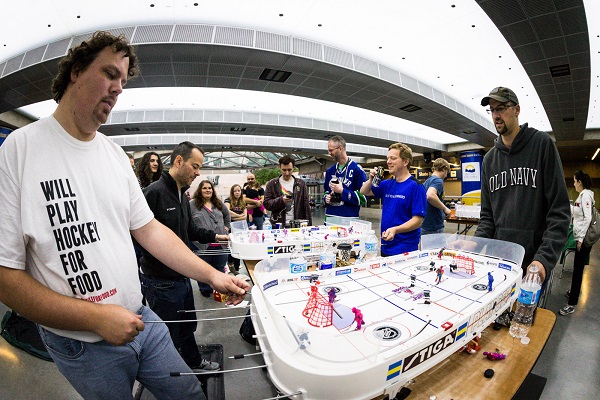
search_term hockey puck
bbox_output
[484,369,494,378]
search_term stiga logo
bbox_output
[273,244,297,254]
[402,329,456,373]
[419,253,429,258]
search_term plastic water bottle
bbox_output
[509,265,542,340]
[263,217,272,231]
[365,231,379,258]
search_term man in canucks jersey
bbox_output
[324,136,367,222]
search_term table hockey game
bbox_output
[229,221,372,261]
[250,234,525,400]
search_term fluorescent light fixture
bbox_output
[592,148,600,161]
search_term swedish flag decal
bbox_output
[267,247,274,255]
[386,359,402,380]
[303,243,311,252]
[353,239,360,247]
[456,321,468,341]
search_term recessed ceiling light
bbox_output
[318,24,322,27]
[222,146,232,149]
[150,4,154,7]
[399,104,422,112]
[147,146,157,150]
[259,68,292,83]
[76,15,80,19]
[549,64,571,78]
[279,13,283,17]
[47,24,51,28]
[125,127,140,132]
[230,127,246,132]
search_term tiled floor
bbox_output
[1,207,598,399]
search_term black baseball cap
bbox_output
[481,87,519,106]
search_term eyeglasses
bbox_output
[328,146,341,153]
[486,105,514,115]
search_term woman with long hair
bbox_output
[190,180,231,297]
[136,151,163,189]
[224,184,247,274]
[560,170,595,316]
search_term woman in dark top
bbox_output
[136,151,163,189]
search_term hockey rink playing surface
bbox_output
[255,250,518,364]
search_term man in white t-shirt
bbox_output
[0,31,248,399]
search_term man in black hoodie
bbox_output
[475,87,570,283]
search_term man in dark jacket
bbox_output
[264,155,312,227]
[140,141,239,371]
[475,87,570,283]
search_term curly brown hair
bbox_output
[136,152,163,189]
[51,31,139,103]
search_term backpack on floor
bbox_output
[1,310,53,361]
[583,203,600,248]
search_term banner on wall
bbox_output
[460,151,483,195]
[0,127,12,147]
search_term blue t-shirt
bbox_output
[371,177,427,255]
[422,175,445,231]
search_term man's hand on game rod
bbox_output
[213,274,250,306]
[95,304,144,345]
[216,234,229,242]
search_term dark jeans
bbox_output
[251,215,264,230]
[139,274,201,367]
[568,244,593,306]
[197,248,228,292]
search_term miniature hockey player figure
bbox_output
[352,307,364,330]
[410,274,416,287]
[298,332,311,350]
[328,288,337,303]
[424,289,431,304]
[488,272,494,292]
[429,261,436,271]
[438,247,445,259]
[435,266,444,285]
[449,260,457,272]
[483,351,505,360]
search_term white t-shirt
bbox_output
[279,176,294,221]
[0,116,154,342]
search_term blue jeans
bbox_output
[197,247,228,292]
[421,227,444,235]
[38,306,204,400]
[252,215,265,230]
[140,274,202,367]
